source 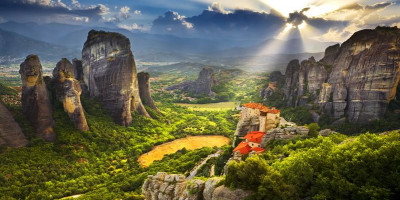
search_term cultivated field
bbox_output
[176,101,238,111]
[138,135,230,167]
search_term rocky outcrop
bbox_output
[234,107,260,137]
[260,126,309,147]
[166,67,218,97]
[138,72,160,113]
[193,67,218,96]
[142,172,251,200]
[283,57,329,107]
[82,30,150,126]
[19,55,55,141]
[282,27,400,123]
[0,101,28,148]
[53,58,89,132]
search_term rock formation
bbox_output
[260,126,309,147]
[0,101,28,148]
[53,58,89,132]
[142,172,251,200]
[137,72,160,113]
[234,103,280,138]
[19,55,55,141]
[282,27,400,123]
[82,30,150,126]
[283,57,329,107]
[166,67,218,97]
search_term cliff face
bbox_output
[137,72,160,113]
[166,67,218,97]
[0,102,28,148]
[19,55,55,141]
[282,27,400,123]
[53,58,89,132]
[193,67,218,96]
[82,30,150,126]
[283,57,329,107]
[142,172,251,200]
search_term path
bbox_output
[187,150,222,180]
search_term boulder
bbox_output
[53,58,89,132]
[138,72,160,113]
[203,177,222,200]
[0,101,28,147]
[211,186,252,200]
[82,30,150,126]
[19,55,55,141]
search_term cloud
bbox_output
[207,2,231,14]
[152,11,194,33]
[316,1,397,41]
[73,16,88,22]
[287,8,309,27]
[71,0,80,8]
[118,23,147,31]
[151,3,346,40]
[120,6,131,19]
[0,0,109,23]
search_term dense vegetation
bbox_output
[0,81,17,95]
[0,93,237,199]
[226,132,400,200]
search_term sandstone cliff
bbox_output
[142,172,251,200]
[82,30,150,126]
[53,58,89,132]
[166,67,218,97]
[0,101,28,148]
[19,55,55,141]
[138,72,160,113]
[282,27,400,123]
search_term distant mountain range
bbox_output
[0,21,336,72]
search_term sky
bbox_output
[0,0,400,42]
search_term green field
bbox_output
[176,101,239,111]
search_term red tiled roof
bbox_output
[242,103,280,114]
[244,131,265,143]
[233,142,252,155]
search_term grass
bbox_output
[176,101,239,111]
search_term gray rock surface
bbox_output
[82,30,150,126]
[142,172,251,200]
[261,126,309,147]
[53,58,89,132]
[166,67,218,97]
[282,27,400,123]
[0,101,28,147]
[138,72,160,113]
[19,55,55,141]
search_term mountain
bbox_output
[0,28,79,64]
[0,22,333,70]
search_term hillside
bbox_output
[0,28,79,64]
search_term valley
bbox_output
[0,4,400,199]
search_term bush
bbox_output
[307,123,320,137]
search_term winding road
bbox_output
[187,150,222,180]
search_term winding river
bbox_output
[138,135,230,167]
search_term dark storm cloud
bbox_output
[152,9,286,39]
[0,0,107,23]
[287,8,309,27]
[151,7,347,40]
